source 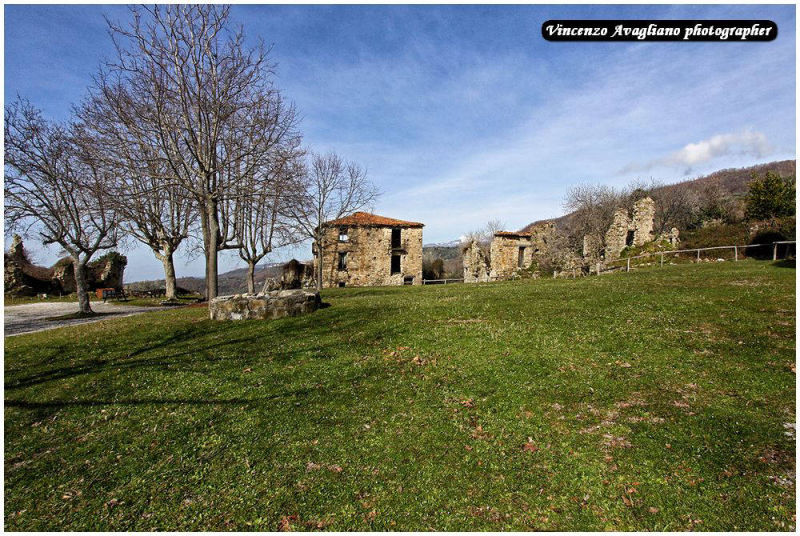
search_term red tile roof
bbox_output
[494,231,532,238]
[323,212,424,228]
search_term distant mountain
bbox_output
[424,239,462,248]
[520,159,796,233]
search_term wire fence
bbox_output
[422,278,464,285]
[598,240,796,275]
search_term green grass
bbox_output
[4,261,795,530]
[4,294,83,306]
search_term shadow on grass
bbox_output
[5,389,314,409]
[6,313,398,391]
[773,259,795,269]
[44,311,119,322]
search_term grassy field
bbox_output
[4,260,795,530]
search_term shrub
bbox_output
[745,171,795,221]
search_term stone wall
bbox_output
[603,197,657,260]
[281,259,314,289]
[209,290,320,321]
[315,226,423,288]
[631,197,655,246]
[490,233,534,280]
[4,236,127,296]
[462,241,490,283]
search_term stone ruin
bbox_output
[209,289,321,321]
[462,240,490,283]
[584,197,679,261]
[262,259,315,292]
[4,235,127,296]
[463,221,558,282]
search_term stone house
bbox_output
[313,212,424,288]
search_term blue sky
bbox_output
[4,4,796,281]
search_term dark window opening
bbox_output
[518,247,526,268]
[339,228,348,242]
[338,282,346,288]
[391,254,401,274]
[404,276,414,285]
[625,230,635,247]
[391,228,401,249]
[337,252,348,270]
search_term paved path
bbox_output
[4,302,170,337]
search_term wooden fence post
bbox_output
[696,249,700,262]
[773,243,778,261]
[734,246,738,262]
[596,262,601,275]
[626,258,630,272]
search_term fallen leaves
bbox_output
[522,440,539,453]
[306,462,343,474]
[278,514,298,531]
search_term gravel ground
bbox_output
[4,301,170,337]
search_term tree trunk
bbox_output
[73,257,92,314]
[246,261,256,294]
[315,236,323,290]
[202,200,220,300]
[161,250,177,300]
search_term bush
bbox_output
[745,171,795,221]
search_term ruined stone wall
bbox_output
[209,290,320,321]
[316,226,423,288]
[462,241,490,283]
[631,197,655,246]
[489,234,534,280]
[604,208,632,260]
[4,237,126,296]
[528,222,556,261]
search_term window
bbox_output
[403,276,414,285]
[518,247,526,268]
[625,230,635,247]
[339,228,348,242]
[338,282,346,288]
[337,252,348,271]
[391,228,401,249]
[391,254,401,274]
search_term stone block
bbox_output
[209,290,321,321]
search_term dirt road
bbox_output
[4,302,170,337]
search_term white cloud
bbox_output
[620,130,773,175]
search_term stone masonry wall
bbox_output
[462,241,490,283]
[604,208,631,260]
[603,197,657,260]
[316,226,423,288]
[209,290,320,321]
[631,197,655,246]
[490,234,534,280]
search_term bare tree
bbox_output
[563,184,628,257]
[233,143,305,293]
[102,5,295,299]
[650,183,700,234]
[76,89,195,300]
[4,99,119,313]
[286,152,379,290]
[460,219,505,258]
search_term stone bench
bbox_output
[209,290,321,321]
